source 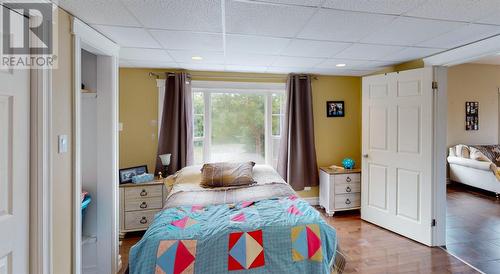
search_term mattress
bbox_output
[128,165,344,274]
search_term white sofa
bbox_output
[447,156,500,195]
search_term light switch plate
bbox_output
[119,122,123,131]
[58,135,68,153]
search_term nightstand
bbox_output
[319,167,361,216]
[119,180,169,237]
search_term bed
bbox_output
[447,144,500,195]
[127,164,345,274]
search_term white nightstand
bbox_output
[119,180,169,237]
[319,167,361,216]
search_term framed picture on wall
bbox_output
[465,101,479,131]
[327,101,345,117]
[119,165,148,184]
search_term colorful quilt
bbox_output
[129,196,342,274]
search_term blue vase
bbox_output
[342,158,355,169]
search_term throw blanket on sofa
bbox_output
[470,145,500,167]
[469,145,500,180]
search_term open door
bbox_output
[0,6,30,274]
[361,68,434,246]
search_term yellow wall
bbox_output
[52,8,73,274]
[119,69,362,197]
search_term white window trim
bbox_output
[157,80,285,165]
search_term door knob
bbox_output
[363,154,369,158]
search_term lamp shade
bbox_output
[159,154,171,166]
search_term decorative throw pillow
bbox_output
[455,144,470,158]
[200,162,256,188]
[448,147,457,157]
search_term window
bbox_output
[192,81,285,168]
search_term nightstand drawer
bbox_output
[124,210,158,230]
[124,197,163,212]
[335,183,361,194]
[124,185,163,199]
[334,173,360,184]
[334,193,361,209]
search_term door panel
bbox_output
[362,68,433,246]
[367,164,388,210]
[0,7,30,273]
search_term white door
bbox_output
[361,68,434,246]
[0,7,30,273]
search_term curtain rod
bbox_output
[149,72,318,80]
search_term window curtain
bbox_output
[155,72,193,175]
[277,74,319,191]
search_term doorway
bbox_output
[72,18,120,274]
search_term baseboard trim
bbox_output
[302,197,319,206]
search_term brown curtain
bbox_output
[277,74,319,191]
[155,72,193,175]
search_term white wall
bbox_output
[81,49,98,239]
[447,63,500,147]
[82,49,97,92]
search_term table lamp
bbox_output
[159,153,171,178]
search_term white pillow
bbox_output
[455,144,470,158]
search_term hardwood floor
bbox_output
[323,210,476,273]
[445,183,500,274]
[118,185,498,274]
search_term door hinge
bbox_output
[431,219,437,227]
[432,81,438,90]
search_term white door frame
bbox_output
[423,33,500,246]
[30,67,53,274]
[71,18,119,274]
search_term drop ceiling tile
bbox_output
[225,65,268,73]
[93,25,161,48]
[334,44,405,60]
[57,0,141,26]
[297,9,395,42]
[377,47,443,62]
[226,34,291,54]
[361,17,465,46]
[322,0,427,15]
[120,48,173,62]
[271,56,324,67]
[405,0,500,22]
[225,52,277,66]
[120,60,179,68]
[281,39,351,58]
[266,66,311,74]
[226,0,316,37]
[149,30,223,51]
[122,0,222,32]
[316,59,394,70]
[178,63,225,71]
[316,58,367,68]
[248,0,323,7]
[308,68,376,76]
[477,11,500,25]
[418,23,500,48]
[168,50,225,64]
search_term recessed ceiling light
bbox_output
[191,56,203,60]
[336,63,346,67]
